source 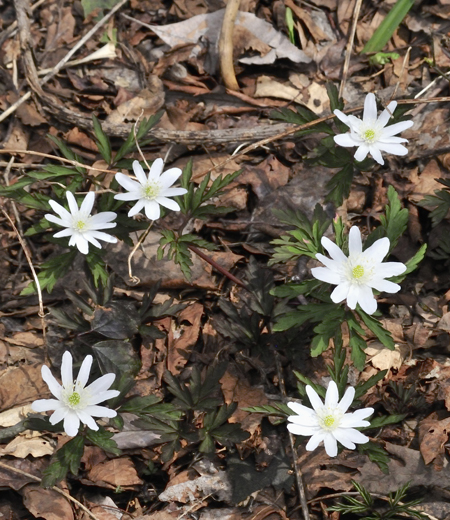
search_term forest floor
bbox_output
[1,0,450,519]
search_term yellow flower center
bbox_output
[68,392,81,407]
[352,265,364,279]
[143,182,160,200]
[323,415,335,428]
[74,220,86,231]
[363,129,376,142]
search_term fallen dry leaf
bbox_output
[0,364,50,411]
[168,303,203,375]
[220,369,269,435]
[419,413,450,468]
[87,457,142,489]
[365,341,409,371]
[22,485,73,520]
[0,432,54,458]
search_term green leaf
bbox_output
[85,250,109,288]
[47,135,86,174]
[357,309,395,350]
[86,427,121,455]
[20,250,77,295]
[92,114,112,164]
[326,82,344,112]
[113,111,163,164]
[367,413,407,429]
[91,302,139,339]
[362,0,415,53]
[81,0,122,19]
[41,436,85,487]
[92,340,141,378]
[242,403,291,417]
[325,163,354,207]
[355,369,388,399]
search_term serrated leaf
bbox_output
[91,302,139,339]
[357,309,395,350]
[92,340,141,378]
[86,427,121,455]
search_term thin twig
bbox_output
[218,0,240,90]
[391,46,412,102]
[0,460,101,520]
[339,0,363,98]
[0,207,45,326]
[127,221,154,284]
[274,352,310,520]
[0,0,129,125]
[188,244,248,289]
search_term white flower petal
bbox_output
[377,101,397,128]
[330,282,350,304]
[335,427,370,445]
[362,93,377,124]
[363,236,390,261]
[49,407,69,426]
[77,410,99,431]
[80,191,95,215]
[306,385,324,413]
[368,278,401,293]
[321,237,347,263]
[114,191,141,201]
[356,284,377,315]
[87,390,120,406]
[373,261,406,277]
[315,253,342,271]
[65,191,79,215]
[334,133,358,148]
[160,187,187,197]
[368,146,384,165]
[324,433,338,457]
[115,172,141,192]
[41,365,63,400]
[375,142,408,156]
[332,428,356,450]
[31,399,64,412]
[148,158,164,181]
[85,373,116,396]
[89,212,117,226]
[348,227,362,255]
[84,405,117,418]
[132,161,148,185]
[158,167,183,188]
[325,381,339,408]
[47,201,72,222]
[155,196,181,212]
[311,267,341,285]
[346,284,360,310]
[306,431,326,451]
[61,352,73,390]
[144,200,161,220]
[128,199,146,217]
[88,231,117,244]
[333,109,350,125]
[63,411,81,437]
[53,228,74,238]
[287,423,320,436]
[45,213,69,227]
[76,355,92,389]
[340,408,374,427]
[354,144,370,162]
[338,386,355,414]
[75,234,89,254]
[381,120,414,137]
[86,235,102,249]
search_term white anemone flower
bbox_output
[334,92,413,165]
[287,381,374,457]
[311,226,406,315]
[114,159,188,220]
[46,191,117,255]
[32,351,120,437]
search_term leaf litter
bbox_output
[1,0,450,518]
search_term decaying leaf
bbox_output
[0,431,54,458]
[0,364,50,411]
[419,413,450,468]
[168,303,203,375]
[87,457,142,489]
[365,341,409,371]
[22,485,74,520]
